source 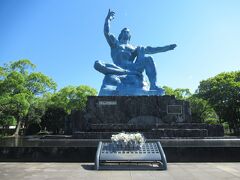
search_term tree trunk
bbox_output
[13,120,21,136]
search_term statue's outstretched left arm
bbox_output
[144,44,177,54]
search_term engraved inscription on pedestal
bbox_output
[98,101,117,106]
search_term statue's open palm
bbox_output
[107,9,115,21]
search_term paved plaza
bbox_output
[0,162,240,180]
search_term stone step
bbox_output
[89,123,209,131]
[73,129,208,139]
[87,124,224,137]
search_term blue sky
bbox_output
[0,0,239,93]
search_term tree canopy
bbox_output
[50,85,97,114]
[163,86,219,124]
[163,86,191,100]
[0,60,57,135]
[40,85,97,134]
[197,71,240,134]
[0,60,97,135]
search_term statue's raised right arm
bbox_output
[104,9,117,48]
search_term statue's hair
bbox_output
[118,28,131,41]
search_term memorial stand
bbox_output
[95,141,167,170]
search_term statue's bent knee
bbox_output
[94,60,102,70]
[94,60,106,74]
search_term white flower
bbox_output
[111,132,145,146]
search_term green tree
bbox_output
[0,93,17,134]
[50,85,97,113]
[0,60,56,136]
[42,85,97,134]
[25,96,49,129]
[197,71,240,134]
[188,95,218,123]
[41,107,67,134]
[163,86,218,124]
[163,86,191,100]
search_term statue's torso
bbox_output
[111,43,136,69]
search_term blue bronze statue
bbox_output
[94,10,177,96]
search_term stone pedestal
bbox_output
[72,96,224,138]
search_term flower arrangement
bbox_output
[111,132,145,147]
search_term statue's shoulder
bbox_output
[107,34,118,47]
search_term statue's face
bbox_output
[119,28,131,43]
